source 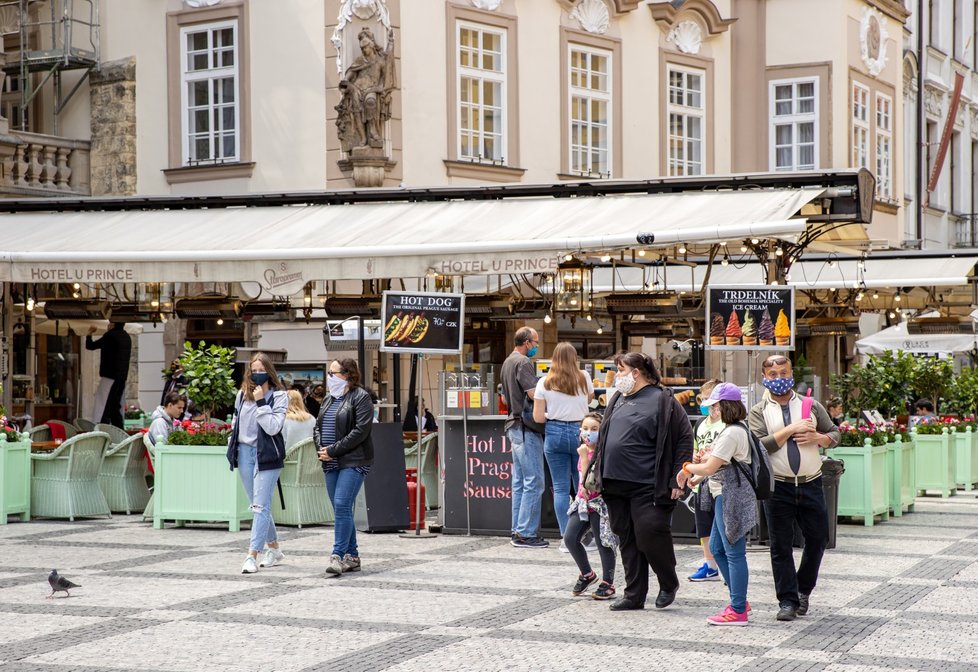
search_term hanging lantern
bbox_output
[554,259,592,314]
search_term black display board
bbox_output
[380,291,464,355]
[354,422,410,533]
[441,417,558,536]
[706,285,795,351]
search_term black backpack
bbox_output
[726,422,774,500]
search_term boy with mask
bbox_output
[748,355,839,622]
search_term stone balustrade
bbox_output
[0,130,91,196]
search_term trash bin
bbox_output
[820,456,845,550]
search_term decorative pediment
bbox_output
[648,0,735,37]
[556,0,640,16]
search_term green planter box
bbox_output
[0,433,31,524]
[123,417,145,431]
[153,443,252,532]
[913,428,956,498]
[953,427,978,491]
[828,438,889,527]
[886,437,916,517]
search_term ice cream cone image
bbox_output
[710,313,725,345]
[758,310,775,346]
[775,309,791,346]
[741,311,757,346]
[725,311,743,346]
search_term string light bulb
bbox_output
[25,296,34,312]
[600,254,612,262]
[856,292,864,301]
[894,294,901,302]
[740,244,748,253]
[678,243,687,254]
[216,318,224,326]
[721,255,730,266]
[72,282,80,290]
[586,314,592,321]
[543,313,553,324]
[596,326,604,334]
[872,291,879,299]
[775,247,784,257]
[751,238,759,244]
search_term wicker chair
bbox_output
[95,423,130,446]
[29,425,52,442]
[73,418,97,432]
[272,438,334,527]
[98,433,150,514]
[142,432,155,521]
[31,432,112,520]
[45,419,78,440]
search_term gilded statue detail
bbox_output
[336,27,396,152]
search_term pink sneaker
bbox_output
[707,605,749,626]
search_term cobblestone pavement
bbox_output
[2,493,977,672]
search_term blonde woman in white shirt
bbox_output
[533,342,594,538]
[283,389,315,449]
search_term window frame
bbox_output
[666,64,706,177]
[875,92,893,200]
[567,42,613,178]
[851,82,871,170]
[768,77,819,172]
[165,1,253,184]
[179,19,241,167]
[455,20,508,164]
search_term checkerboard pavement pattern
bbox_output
[2,493,977,672]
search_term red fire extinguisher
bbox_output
[405,468,426,531]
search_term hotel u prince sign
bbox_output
[706,286,795,351]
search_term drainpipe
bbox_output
[916,0,925,247]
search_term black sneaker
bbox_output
[512,535,549,549]
[572,572,597,596]
[797,593,810,616]
[592,582,616,600]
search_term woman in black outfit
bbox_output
[590,351,693,611]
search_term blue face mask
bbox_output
[526,345,539,358]
[250,372,269,386]
[762,376,795,396]
[700,404,711,417]
[581,430,599,445]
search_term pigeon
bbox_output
[47,569,80,598]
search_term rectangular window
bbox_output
[770,78,817,171]
[875,93,892,199]
[667,65,705,176]
[457,22,506,162]
[852,83,870,170]
[930,0,940,48]
[179,20,239,165]
[568,45,612,177]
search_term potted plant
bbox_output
[0,419,31,524]
[153,342,248,532]
[828,423,889,526]
[912,419,956,497]
[123,404,145,430]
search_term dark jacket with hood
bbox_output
[226,389,288,472]
[314,386,374,469]
[590,384,694,506]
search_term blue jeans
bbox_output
[709,495,749,614]
[237,443,282,554]
[543,420,581,536]
[506,425,545,538]
[324,467,366,558]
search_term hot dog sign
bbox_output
[380,291,465,355]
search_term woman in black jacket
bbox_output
[316,358,374,576]
[591,351,693,612]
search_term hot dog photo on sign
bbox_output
[380,292,465,354]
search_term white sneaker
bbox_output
[259,548,285,568]
[325,554,345,576]
[241,556,258,574]
[558,540,571,553]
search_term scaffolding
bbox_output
[0,0,100,134]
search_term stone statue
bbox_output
[336,27,396,152]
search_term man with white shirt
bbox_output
[748,355,840,622]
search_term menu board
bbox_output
[380,291,464,355]
[706,286,795,351]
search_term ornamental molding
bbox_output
[970,107,978,139]
[902,52,918,102]
[859,6,889,78]
[331,0,391,75]
[183,0,223,7]
[666,20,703,54]
[648,0,735,37]
[470,0,503,10]
[924,85,943,118]
[570,0,610,34]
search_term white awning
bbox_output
[592,256,978,293]
[856,323,977,355]
[0,187,833,290]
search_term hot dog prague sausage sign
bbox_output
[380,291,465,355]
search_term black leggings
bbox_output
[563,509,616,584]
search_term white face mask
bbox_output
[614,371,636,396]
[327,375,348,398]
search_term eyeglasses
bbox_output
[762,356,790,368]
[327,370,345,377]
